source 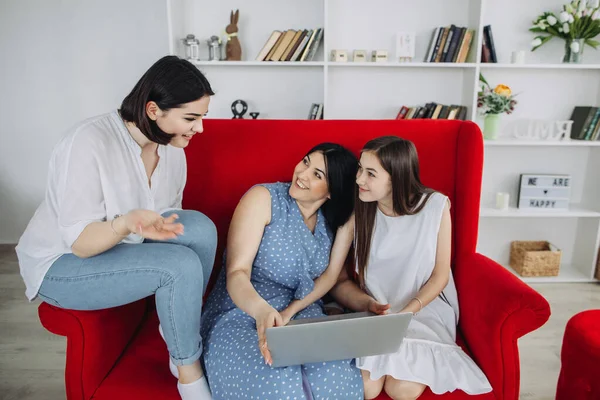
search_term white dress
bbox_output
[356,192,492,395]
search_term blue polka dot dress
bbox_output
[201,183,364,400]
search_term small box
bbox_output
[509,241,561,277]
[330,50,348,62]
[353,50,367,62]
[371,50,388,63]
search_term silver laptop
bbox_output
[266,311,412,368]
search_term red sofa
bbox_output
[38,119,551,400]
[556,309,600,400]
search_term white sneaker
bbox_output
[177,376,212,400]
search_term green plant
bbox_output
[530,0,600,51]
[477,74,518,115]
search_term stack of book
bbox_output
[570,106,600,141]
[255,28,323,62]
[308,103,324,120]
[424,25,475,63]
[481,25,498,63]
[396,103,468,120]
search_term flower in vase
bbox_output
[571,40,581,52]
[531,2,600,58]
[494,84,512,96]
[477,74,518,116]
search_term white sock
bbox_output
[169,358,179,379]
[177,376,212,400]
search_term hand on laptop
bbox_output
[255,303,283,366]
[367,298,391,315]
[280,308,295,326]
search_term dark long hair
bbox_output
[119,55,214,145]
[354,136,434,288]
[305,143,358,236]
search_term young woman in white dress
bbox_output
[329,136,492,400]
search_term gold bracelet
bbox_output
[412,297,423,313]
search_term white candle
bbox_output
[511,51,525,64]
[496,192,510,210]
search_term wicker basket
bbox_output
[509,240,561,277]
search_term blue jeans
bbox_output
[37,210,217,366]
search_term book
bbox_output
[456,29,474,63]
[303,28,323,62]
[424,27,441,62]
[270,30,297,61]
[448,27,466,62]
[264,30,287,61]
[569,106,598,139]
[483,25,497,63]
[396,106,409,119]
[280,30,304,61]
[300,29,319,61]
[440,25,457,62]
[434,27,450,62]
[290,29,312,61]
[284,30,307,61]
[425,25,474,63]
[255,31,282,61]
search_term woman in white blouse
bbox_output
[16,56,216,400]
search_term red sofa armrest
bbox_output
[38,299,149,400]
[454,253,551,400]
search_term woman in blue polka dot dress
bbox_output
[200,143,364,400]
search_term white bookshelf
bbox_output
[167,0,600,283]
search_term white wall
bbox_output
[0,0,170,243]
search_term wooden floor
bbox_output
[1,244,599,400]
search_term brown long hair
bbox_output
[354,136,435,288]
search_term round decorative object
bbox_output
[249,112,260,119]
[231,99,248,119]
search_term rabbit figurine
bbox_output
[225,9,242,61]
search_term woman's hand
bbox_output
[118,210,184,240]
[367,297,391,315]
[279,308,295,326]
[254,303,283,366]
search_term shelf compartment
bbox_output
[480,205,600,218]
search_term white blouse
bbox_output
[16,111,186,300]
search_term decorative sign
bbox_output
[506,119,573,141]
[396,32,416,62]
[517,174,571,210]
[371,50,388,63]
[330,50,348,62]
[353,50,367,62]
